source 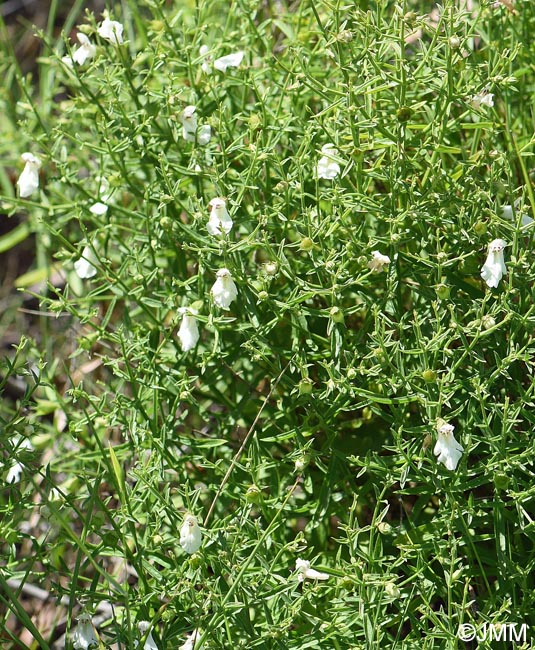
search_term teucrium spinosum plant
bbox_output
[3,0,535,647]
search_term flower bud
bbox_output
[377,521,392,534]
[245,484,262,503]
[384,582,401,598]
[449,35,460,49]
[494,472,510,491]
[300,237,314,251]
[160,216,173,232]
[435,284,450,300]
[298,378,313,395]
[481,315,496,330]
[329,306,345,323]
[294,454,310,473]
[422,369,437,383]
[474,221,488,235]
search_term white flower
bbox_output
[368,250,391,272]
[180,106,211,145]
[6,462,23,484]
[317,144,341,180]
[17,152,41,198]
[74,245,98,279]
[481,238,507,288]
[200,46,244,73]
[178,308,200,352]
[72,613,99,650]
[471,91,494,109]
[90,177,111,215]
[296,558,329,582]
[503,203,533,227]
[211,268,238,310]
[207,197,233,236]
[90,202,108,215]
[433,421,464,471]
[137,621,158,650]
[214,51,245,72]
[98,19,124,45]
[180,630,203,650]
[64,33,97,66]
[180,514,202,554]
[199,45,213,74]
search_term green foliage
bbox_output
[2,0,535,648]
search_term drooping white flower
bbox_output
[17,153,41,198]
[180,630,203,650]
[63,33,97,67]
[211,268,238,310]
[74,245,98,279]
[296,558,329,582]
[503,203,533,227]
[199,45,213,74]
[90,202,108,215]
[178,307,200,352]
[89,177,111,215]
[433,421,464,471]
[98,19,124,45]
[207,197,233,236]
[72,613,100,650]
[180,514,202,554]
[199,46,244,73]
[471,91,494,109]
[180,106,211,145]
[6,461,23,484]
[137,621,158,650]
[317,144,340,180]
[368,250,391,272]
[481,238,507,288]
[214,51,245,72]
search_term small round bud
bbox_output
[294,454,310,473]
[385,582,401,598]
[448,35,460,50]
[265,261,278,276]
[340,576,355,590]
[298,378,313,395]
[347,368,357,380]
[362,407,373,421]
[422,369,437,383]
[337,29,353,42]
[474,221,488,236]
[435,284,450,300]
[245,485,262,504]
[188,553,203,569]
[249,114,262,130]
[258,290,269,301]
[396,106,413,123]
[160,216,173,232]
[481,315,496,330]
[494,473,510,491]
[300,237,314,252]
[329,306,345,323]
[377,521,392,534]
